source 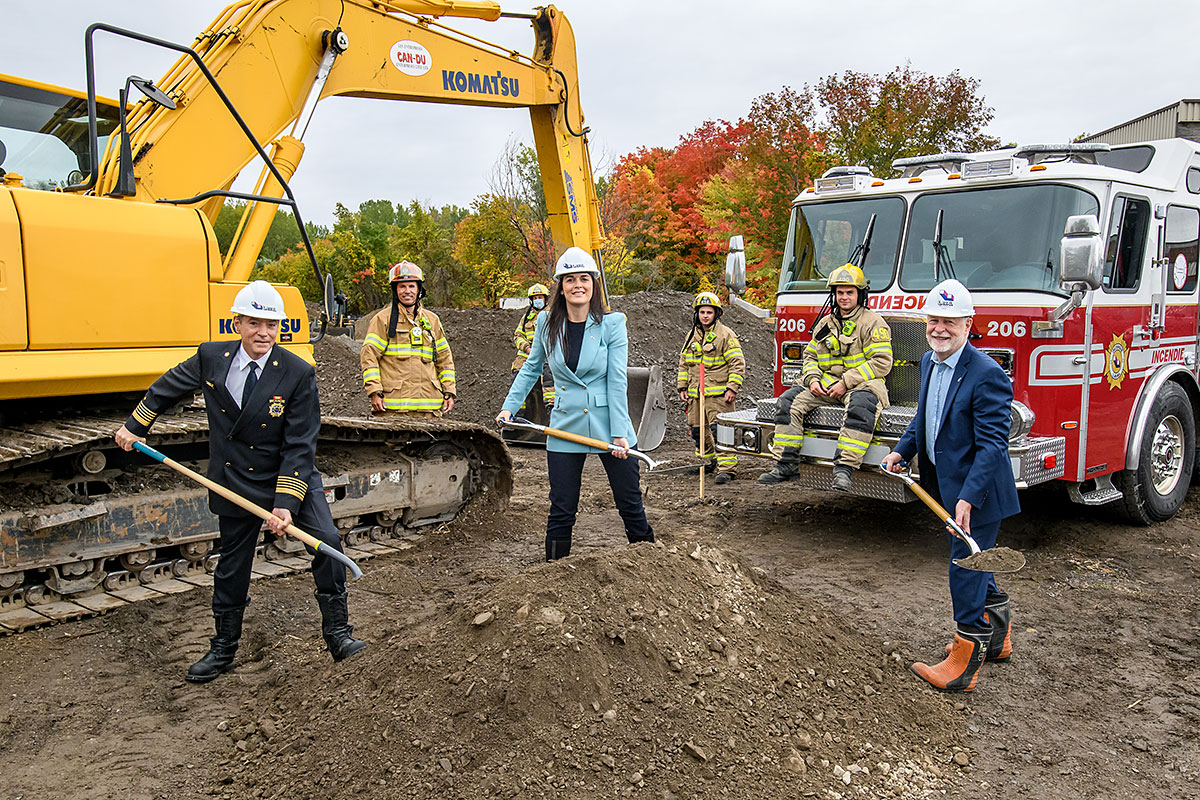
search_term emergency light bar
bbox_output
[891,152,974,178]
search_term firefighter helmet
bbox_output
[925,279,974,318]
[693,291,722,310]
[230,280,286,320]
[553,247,600,279]
[827,263,868,289]
[527,283,550,298]
[388,261,424,283]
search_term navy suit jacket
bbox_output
[125,341,321,517]
[895,343,1020,527]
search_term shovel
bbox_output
[499,417,669,471]
[132,441,363,579]
[884,468,1025,573]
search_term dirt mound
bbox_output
[320,291,777,448]
[211,542,963,799]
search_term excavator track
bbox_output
[0,408,512,634]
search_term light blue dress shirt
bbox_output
[924,344,965,465]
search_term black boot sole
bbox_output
[185,664,233,683]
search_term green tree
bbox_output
[816,64,1000,177]
[453,194,525,306]
[212,200,306,263]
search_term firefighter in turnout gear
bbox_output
[678,291,745,484]
[759,264,892,491]
[361,261,456,417]
[512,283,555,410]
[114,280,367,682]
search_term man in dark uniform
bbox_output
[115,280,366,683]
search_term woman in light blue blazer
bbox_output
[497,247,655,560]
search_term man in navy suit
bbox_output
[116,281,366,683]
[882,279,1019,692]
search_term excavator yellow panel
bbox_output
[15,189,212,349]
[0,346,206,400]
[0,190,26,350]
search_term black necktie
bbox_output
[241,362,258,409]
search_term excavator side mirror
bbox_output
[725,235,746,295]
[112,76,175,197]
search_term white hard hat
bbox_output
[924,279,974,318]
[553,246,600,279]
[230,280,287,320]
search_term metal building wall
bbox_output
[1082,100,1200,145]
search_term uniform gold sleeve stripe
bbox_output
[132,402,159,425]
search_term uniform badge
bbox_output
[205,380,215,388]
[268,395,286,417]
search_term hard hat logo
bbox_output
[693,291,722,310]
[230,280,287,320]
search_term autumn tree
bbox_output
[816,64,1000,177]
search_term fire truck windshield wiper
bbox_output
[848,213,876,268]
[933,208,957,281]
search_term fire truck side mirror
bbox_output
[725,235,746,295]
[1059,214,1103,291]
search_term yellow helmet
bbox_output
[693,291,722,310]
[827,263,868,289]
[527,283,550,298]
[388,261,424,283]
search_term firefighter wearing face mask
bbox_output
[361,261,456,417]
[759,264,892,492]
[512,283,555,409]
[677,291,745,484]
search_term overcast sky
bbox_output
[3,0,1198,225]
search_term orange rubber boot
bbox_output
[914,626,990,692]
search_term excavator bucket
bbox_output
[500,365,668,451]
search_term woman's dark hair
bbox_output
[387,280,426,339]
[545,272,606,355]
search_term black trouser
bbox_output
[212,476,346,613]
[546,450,654,551]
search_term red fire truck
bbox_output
[717,140,1200,523]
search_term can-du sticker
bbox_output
[1174,253,1188,290]
[390,41,431,76]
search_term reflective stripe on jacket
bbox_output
[677,321,745,398]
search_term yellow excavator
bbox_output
[0,0,663,632]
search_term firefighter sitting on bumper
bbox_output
[361,261,456,417]
[678,291,745,484]
[512,283,555,412]
[759,264,892,491]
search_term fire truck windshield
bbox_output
[778,197,904,293]
[899,184,1099,294]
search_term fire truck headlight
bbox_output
[1009,401,1035,442]
[781,365,805,386]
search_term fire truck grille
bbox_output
[882,317,930,407]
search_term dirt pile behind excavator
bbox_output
[207,539,964,799]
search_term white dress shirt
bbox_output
[225,345,270,409]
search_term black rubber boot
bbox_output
[831,465,853,492]
[546,538,572,561]
[984,591,1012,662]
[714,472,733,485]
[186,605,245,683]
[758,450,800,484]
[315,591,368,662]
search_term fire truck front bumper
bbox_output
[715,403,1066,503]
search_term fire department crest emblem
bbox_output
[268,395,286,417]
[1104,333,1128,390]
